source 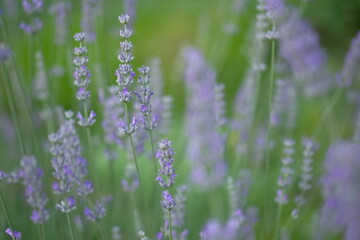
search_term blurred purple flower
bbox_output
[318,141,360,239]
[339,31,360,87]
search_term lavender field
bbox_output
[0,0,360,239]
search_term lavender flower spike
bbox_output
[20,156,50,224]
[155,138,176,189]
[73,32,96,127]
[115,14,136,103]
[319,141,360,239]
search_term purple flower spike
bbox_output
[20,156,50,224]
[318,141,360,239]
[156,138,176,189]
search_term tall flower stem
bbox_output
[148,128,158,177]
[3,61,39,155]
[124,103,154,237]
[273,204,283,240]
[0,17,38,151]
[40,223,46,240]
[168,209,173,240]
[37,225,44,240]
[0,190,13,232]
[313,88,343,138]
[66,212,76,240]
[263,27,277,236]
[96,221,108,240]
[83,102,94,154]
[124,103,143,189]
[1,65,25,155]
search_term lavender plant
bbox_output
[0,1,359,240]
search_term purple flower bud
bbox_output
[56,196,76,213]
[118,14,130,24]
[5,228,21,240]
[118,116,137,135]
[0,44,11,63]
[74,32,85,42]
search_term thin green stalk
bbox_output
[41,100,55,135]
[273,204,283,240]
[96,221,108,240]
[148,129,158,177]
[3,65,39,155]
[83,102,94,154]
[0,190,13,231]
[313,88,343,138]
[1,65,25,155]
[124,103,143,188]
[168,209,173,240]
[124,103,155,237]
[263,30,277,237]
[40,224,46,240]
[37,225,44,240]
[66,212,76,240]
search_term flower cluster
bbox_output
[155,139,176,189]
[5,228,21,240]
[20,0,43,35]
[84,201,107,222]
[121,163,139,192]
[48,1,71,45]
[135,65,158,131]
[49,111,93,211]
[115,14,135,103]
[20,156,50,224]
[275,139,295,205]
[73,32,96,127]
[73,33,91,101]
[183,47,227,190]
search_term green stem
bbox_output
[313,88,343,138]
[148,129,158,177]
[41,100,55,135]
[83,103,94,152]
[96,221,108,240]
[37,225,44,240]
[273,204,283,240]
[168,209,173,240]
[40,224,46,240]
[1,65,25,155]
[124,103,154,237]
[263,31,277,237]
[66,212,76,240]
[3,64,39,155]
[0,190,13,231]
